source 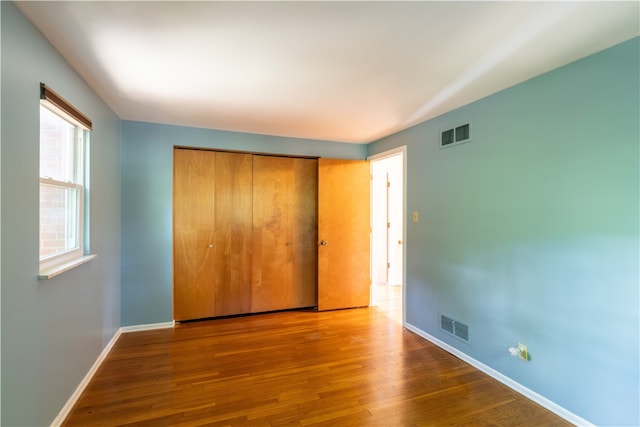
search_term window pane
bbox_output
[40,106,75,182]
[39,184,79,258]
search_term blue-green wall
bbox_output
[120,121,366,326]
[1,2,122,426]
[3,1,638,424]
[369,37,639,426]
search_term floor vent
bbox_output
[440,313,469,343]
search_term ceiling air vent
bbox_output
[440,123,471,148]
[440,313,469,343]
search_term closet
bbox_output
[173,147,370,322]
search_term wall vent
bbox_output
[440,313,469,343]
[440,123,471,148]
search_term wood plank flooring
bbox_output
[371,283,403,325]
[63,308,570,426]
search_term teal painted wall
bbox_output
[368,37,639,426]
[120,121,366,326]
[1,2,122,425]
[3,1,638,424]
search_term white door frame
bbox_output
[368,146,407,325]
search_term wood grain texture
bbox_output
[291,158,318,307]
[62,309,571,427]
[318,158,371,311]
[252,155,292,312]
[213,152,253,316]
[252,156,317,312]
[173,149,217,321]
[173,149,253,320]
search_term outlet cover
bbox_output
[518,343,529,361]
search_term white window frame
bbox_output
[39,85,96,279]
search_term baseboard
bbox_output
[404,322,594,427]
[51,321,175,426]
[120,320,175,333]
[50,328,123,427]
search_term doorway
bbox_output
[369,147,406,324]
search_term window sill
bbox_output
[38,254,97,280]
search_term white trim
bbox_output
[38,254,97,280]
[404,322,595,427]
[50,328,122,427]
[50,321,175,426]
[121,321,176,333]
[367,145,406,162]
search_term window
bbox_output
[39,83,95,279]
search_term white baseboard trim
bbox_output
[51,321,175,426]
[50,328,123,427]
[404,322,594,427]
[120,320,175,333]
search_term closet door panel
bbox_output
[173,149,217,321]
[291,158,318,307]
[213,152,253,316]
[252,156,318,312]
[252,156,292,312]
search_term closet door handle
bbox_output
[319,240,328,246]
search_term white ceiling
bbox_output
[16,1,639,144]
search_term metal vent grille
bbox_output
[440,123,471,148]
[440,313,469,343]
[440,315,455,334]
[454,322,469,341]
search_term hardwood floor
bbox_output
[63,309,570,426]
[370,283,403,325]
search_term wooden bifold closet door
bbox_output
[252,155,318,312]
[173,149,253,321]
[174,148,370,322]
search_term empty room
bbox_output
[1,1,639,426]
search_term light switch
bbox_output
[412,211,419,223]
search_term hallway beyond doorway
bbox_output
[369,147,406,327]
[371,283,402,324]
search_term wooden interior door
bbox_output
[252,156,317,312]
[317,158,370,310]
[173,148,217,321]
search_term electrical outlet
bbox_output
[518,343,528,361]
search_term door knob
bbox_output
[208,244,214,248]
[319,240,328,246]
[285,242,293,247]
